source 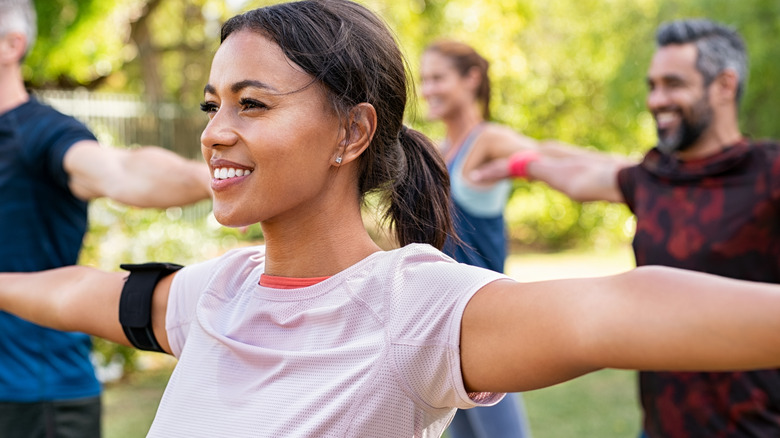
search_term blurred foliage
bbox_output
[27,0,780,253]
[27,0,780,375]
[382,0,780,251]
[27,0,233,106]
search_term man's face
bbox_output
[646,43,714,155]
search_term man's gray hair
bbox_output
[656,18,748,103]
[0,0,37,57]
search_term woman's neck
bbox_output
[260,197,382,279]
[442,107,484,159]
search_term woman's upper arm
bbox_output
[0,267,132,347]
[78,267,176,354]
[459,278,601,393]
[480,125,539,161]
[459,271,682,393]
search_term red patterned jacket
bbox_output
[618,139,780,438]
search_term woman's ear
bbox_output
[332,102,377,166]
[465,66,482,95]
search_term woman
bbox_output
[2,2,780,437]
[420,40,535,438]
[421,40,541,273]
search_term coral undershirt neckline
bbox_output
[258,274,331,289]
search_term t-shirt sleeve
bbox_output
[23,106,97,190]
[166,257,224,357]
[388,245,508,409]
[617,164,639,212]
[766,143,780,201]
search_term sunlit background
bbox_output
[26,0,780,264]
[22,1,779,437]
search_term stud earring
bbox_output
[335,156,343,164]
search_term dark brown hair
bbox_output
[220,0,454,249]
[424,40,491,120]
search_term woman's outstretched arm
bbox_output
[461,265,780,393]
[0,266,175,353]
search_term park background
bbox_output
[23,0,780,436]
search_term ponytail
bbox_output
[382,127,454,249]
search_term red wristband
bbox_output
[507,150,541,179]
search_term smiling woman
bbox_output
[200,32,345,232]
[3,2,780,438]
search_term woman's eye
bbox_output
[239,98,267,111]
[199,101,218,114]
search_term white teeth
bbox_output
[656,112,678,125]
[213,167,252,180]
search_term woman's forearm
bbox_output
[581,265,780,371]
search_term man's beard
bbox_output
[656,95,713,155]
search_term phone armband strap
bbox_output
[118,262,183,352]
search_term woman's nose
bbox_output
[201,110,239,149]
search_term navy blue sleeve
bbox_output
[20,100,97,189]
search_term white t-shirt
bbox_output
[149,243,506,437]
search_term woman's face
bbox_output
[200,30,341,228]
[420,50,476,121]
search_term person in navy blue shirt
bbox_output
[0,1,211,437]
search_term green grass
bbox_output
[103,247,642,437]
[103,366,172,438]
[103,367,641,438]
[523,369,640,437]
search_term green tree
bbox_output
[380,0,780,250]
[26,0,780,252]
[27,0,236,106]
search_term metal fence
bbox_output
[35,89,206,160]
[36,89,212,219]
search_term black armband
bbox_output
[119,262,183,352]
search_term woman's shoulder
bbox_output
[363,244,457,282]
[388,242,451,263]
[474,122,538,158]
[206,244,266,270]
[479,122,513,137]
[477,123,528,144]
[385,244,505,286]
[176,245,266,289]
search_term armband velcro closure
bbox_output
[119,262,183,352]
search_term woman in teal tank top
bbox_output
[420,40,542,438]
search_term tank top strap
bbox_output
[447,123,486,172]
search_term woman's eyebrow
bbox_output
[203,80,280,96]
[231,79,280,93]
